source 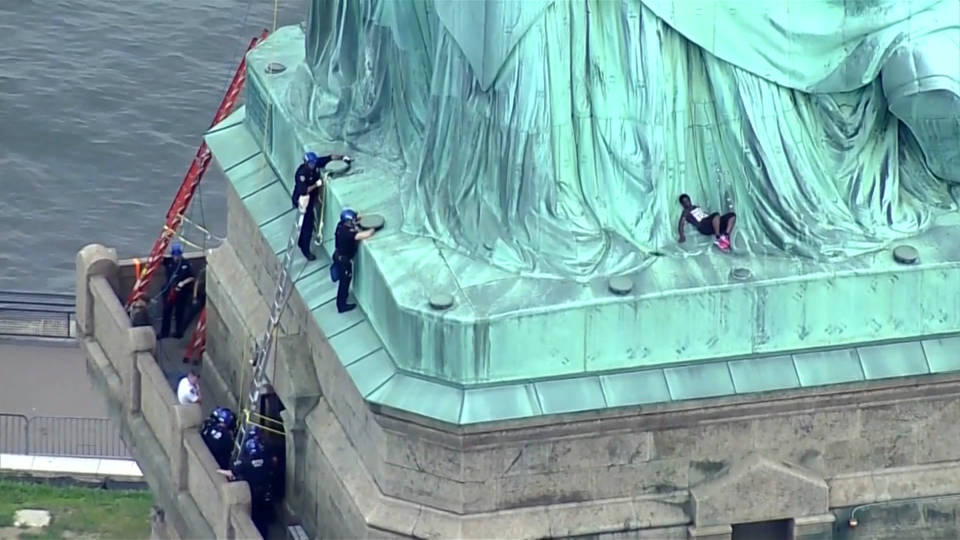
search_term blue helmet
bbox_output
[243,436,264,458]
[304,152,319,165]
[171,242,183,256]
[340,208,357,222]
[212,407,236,428]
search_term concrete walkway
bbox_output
[0,340,107,418]
[0,453,142,479]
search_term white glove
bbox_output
[343,155,353,163]
[314,178,323,188]
[297,195,309,212]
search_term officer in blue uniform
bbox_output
[332,208,375,313]
[230,427,280,537]
[200,407,236,469]
[159,242,194,339]
[291,152,352,261]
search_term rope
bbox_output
[241,409,286,437]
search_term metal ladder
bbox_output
[232,179,324,458]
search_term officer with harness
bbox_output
[292,152,352,261]
[331,208,375,313]
[158,242,195,339]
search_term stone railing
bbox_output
[75,244,257,540]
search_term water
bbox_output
[0,0,302,293]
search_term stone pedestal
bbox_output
[687,524,732,540]
[75,244,118,338]
[792,513,836,539]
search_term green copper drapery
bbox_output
[300,0,959,279]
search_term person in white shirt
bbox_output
[177,370,202,405]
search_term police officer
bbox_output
[292,152,352,261]
[159,242,194,339]
[332,208,375,313]
[200,407,236,469]
[230,427,276,537]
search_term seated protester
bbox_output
[676,193,737,252]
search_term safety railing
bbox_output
[0,413,28,454]
[0,413,130,459]
[0,290,76,340]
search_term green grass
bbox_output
[0,479,153,539]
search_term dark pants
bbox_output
[160,293,189,338]
[697,212,736,236]
[251,500,275,538]
[298,205,316,256]
[335,257,354,310]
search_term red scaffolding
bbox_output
[128,30,268,363]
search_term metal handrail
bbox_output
[0,413,129,459]
[0,291,75,312]
[0,292,76,339]
[0,305,76,314]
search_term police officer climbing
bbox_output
[331,208,375,313]
[292,151,352,261]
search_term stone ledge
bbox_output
[829,461,960,508]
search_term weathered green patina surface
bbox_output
[205,0,960,424]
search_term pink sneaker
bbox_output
[715,235,731,252]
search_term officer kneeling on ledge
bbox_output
[200,407,236,470]
[331,208,375,313]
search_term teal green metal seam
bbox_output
[223,151,264,174]
[257,207,294,229]
[240,179,281,202]
[596,375,610,408]
[662,368,676,401]
[919,340,934,374]
[205,120,246,136]
[532,384,546,415]
[296,264,327,283]
[725,361,738,394]
[791,355,802,388]
[327,318,365,340]
[854,347,868,380]
[457,390,466,425]
[364,372,396,399]
[342,346,384,369]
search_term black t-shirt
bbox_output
[232,454,272,501]
[162,257,193,287]
[200,421,233,469]
[335,221,359,260]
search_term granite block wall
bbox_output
[76,245,262,540]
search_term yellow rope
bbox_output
[241,409,286,436]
